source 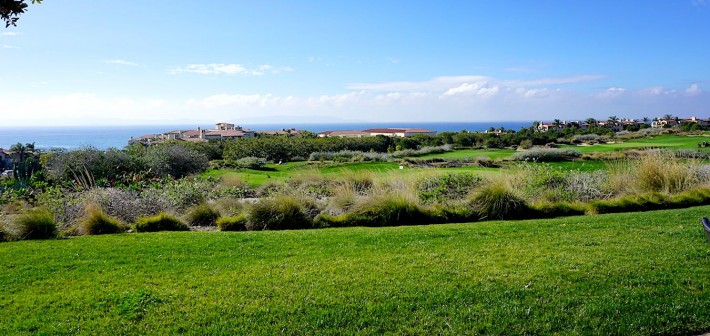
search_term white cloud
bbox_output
[170,63,292,76]
[106,59,138,66]
[2,75,709,126]
[597,87,627,98]
[2,44,19,49]
[686,83,702,96]
[443,82,499,97]
[1,32,20,36]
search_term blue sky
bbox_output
[1,0,709,126]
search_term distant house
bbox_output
[0,148,11,170]
[317,127,436,138]
[260,128,303,136]
[317,130,370,138]
[361,128,436,137]
[129,122,255,145]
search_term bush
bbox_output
[231,157,267,169]
[80,205,125,235]
[82,188,170,224]
[341,195,432,227]
[186,203,220,226]
[134,212,189,232]
[15,208,57,240]
[246,196,319,230]
[511,148,582,162]
[217,215,248,231]
[417,173,482,203]
[142,143,209,178]
[0,225,7,242]
[469,182,527,220]
[636,154,698,193]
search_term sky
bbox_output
[1,0,709,126]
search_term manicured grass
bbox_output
[1,206,709,335]
[560,134,710,153]
[206,161,499,187]
[419,148,516,160]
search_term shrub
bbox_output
[246,196,319,230]
[142,143,209,178]
[636,154,698,193]
[511,148,582,162]
[417,173,482,203]
[134,212,189,232]
[15,208,57,240]
[469,182,527,220]
[343,195,431,227]
[232,157,267,169]
[186,203,220,226]
[80,204,124,235]
[143,178,212,210]
[217,215,248,231]
[82,188,170,224]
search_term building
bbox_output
[361,128,437,137]
[129,122,255,145]
[0,148,12,170]
[317,130,370,138]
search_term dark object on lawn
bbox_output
[702,217,710,243]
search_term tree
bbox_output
[10,142,34,163]
[1,0,40,28]
[585,118,597,126]
[607,116,618,124]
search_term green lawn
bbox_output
[205,161,499,187]
[560,134,710,153]
[2,206,709,335]
[203,135,710,187]
[419,148,516,160]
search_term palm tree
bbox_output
[663,114,673,121]
[608,116,618,124]
[642,116,649,123]
[9,142,33,163]
[585,118,597,125]
[552,119,562,129]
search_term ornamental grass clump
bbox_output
[417,173,483,203]
[15,208,57,240]
[80,204,125,235]
[469,181,527,220]
[342,194,431,227]
[217,214,248,231]
[246,196,319,230]
[635,154,698,193]
[186,203,220,226]
[134,212,189,232]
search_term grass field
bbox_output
[2,206,709,335]
[205,161,500,187]
[202,135,710,187]
[559,134,710,153]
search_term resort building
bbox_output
[130,122,255,145]
[318,128,436,138]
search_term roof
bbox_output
[362,128,407,133]
[205,130,249,137]
[328,130,370,136]
[181,137,208,143]
[182,130,200,137]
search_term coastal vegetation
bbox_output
[1,124,710,241]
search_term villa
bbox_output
[318,128,436,138]
[130,122,256,145]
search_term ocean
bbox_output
[0,121,533,150]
